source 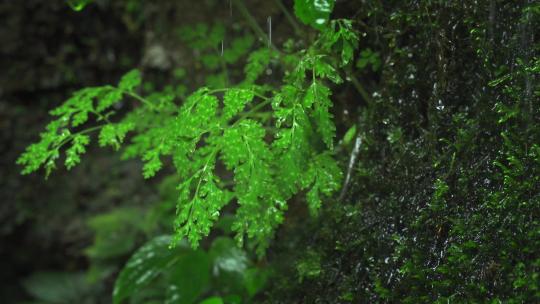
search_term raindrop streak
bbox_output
[267,16,272,48]
[221,40,224,56]
[339,132,362,200]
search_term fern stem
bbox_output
[90,110,112,125]
[339,132,362,201]
[125,91,155,109]
[183,148,219,235]
[54,124,105,151]
[252,92,270,101]
[231,0,279,52]
[113,86,156,110]
[208,88,270,101]
[245,111,272,118]
[237,99,272,123]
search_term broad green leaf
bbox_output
[199,297,224,304]
[210,237,249,274]
[294,0,335,30]
[244,268,270,298]
[165,250,211,304]
[113,236,189,304]
[209,237,250,293]
[22,272,91,303]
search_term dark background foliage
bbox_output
[1,1,149,302]
[1,0,538,303]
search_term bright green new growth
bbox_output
[18,13,357,255]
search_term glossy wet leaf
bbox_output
[294,0,335,30]
[209,237,249,275]
[113,236,189,304]
[165,250,211,304]
[244,268,270,298]
[209,237,250,294]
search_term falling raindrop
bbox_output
[267,16,272,48]
[221,40,224,56]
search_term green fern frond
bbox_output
[18,13,357,255]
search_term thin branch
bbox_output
[345,68,373,106]
[106,85,157,110]
[54,125,105,151]
[274,0,302,36]
[231,0,280,52]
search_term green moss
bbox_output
[264,0,540,302]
